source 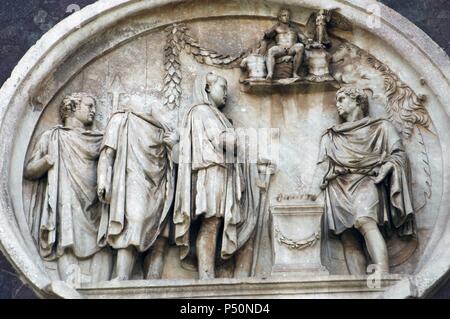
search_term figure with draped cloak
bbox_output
[311,87,417,275]
[97,108,178,281]
[25,93,113,284]
[174,72,262,279]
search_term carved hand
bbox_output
[44,154,55,167]
[220,131,237,152]
[319,180,329,190]
[97,181,111,204]
[373,162,394,184]
[257,158,277,175]
[97,166,112,204]
[163,131,180,148]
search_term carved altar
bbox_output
[270,203,328,276]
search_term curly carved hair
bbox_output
[336,87,369,116]
[59,93,95,123]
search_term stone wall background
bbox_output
[0,0,448,299]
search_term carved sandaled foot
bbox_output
[198,272,215,280]
[110,276,128,282]
[146,271,163,280]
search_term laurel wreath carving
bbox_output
[275,227,320,251]
[163,25,184,110]
[163,23,245,110]
[416,127,432,202]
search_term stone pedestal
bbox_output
[270,203,329,276]
[305,47,334,82]
[79,276,404,299]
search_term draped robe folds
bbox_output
[28,127,105,260]
[318,117,417,273]
[174,75,260,262]
[98,111,175,253]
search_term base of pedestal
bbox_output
[77,275,405,299]
[240,78,339,94]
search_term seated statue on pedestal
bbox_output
[241,8,337,86]
[261,8,312,80]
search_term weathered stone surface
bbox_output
[0,0,449,299]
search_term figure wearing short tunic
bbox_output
[318,117,416,237]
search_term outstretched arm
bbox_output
[298,29,313,46]
[307,133,332,201]
[307,160,330,201]
[259,25,277,55]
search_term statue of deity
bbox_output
[261,8,313,80]
[305,9,332,49]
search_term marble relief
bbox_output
[0,0,449,299]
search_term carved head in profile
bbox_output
[60,93,97,127]
[335,87,369,121]
[205,73,228,109]
[278,8,291,24]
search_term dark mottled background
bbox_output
[0,0,449,299]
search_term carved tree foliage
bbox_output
[367,55,430,138]
[331,42,433,204]
[331,42,431,138]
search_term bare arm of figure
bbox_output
[307,160,330,201]
[24,154,54,180]
[97,147,116,204]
